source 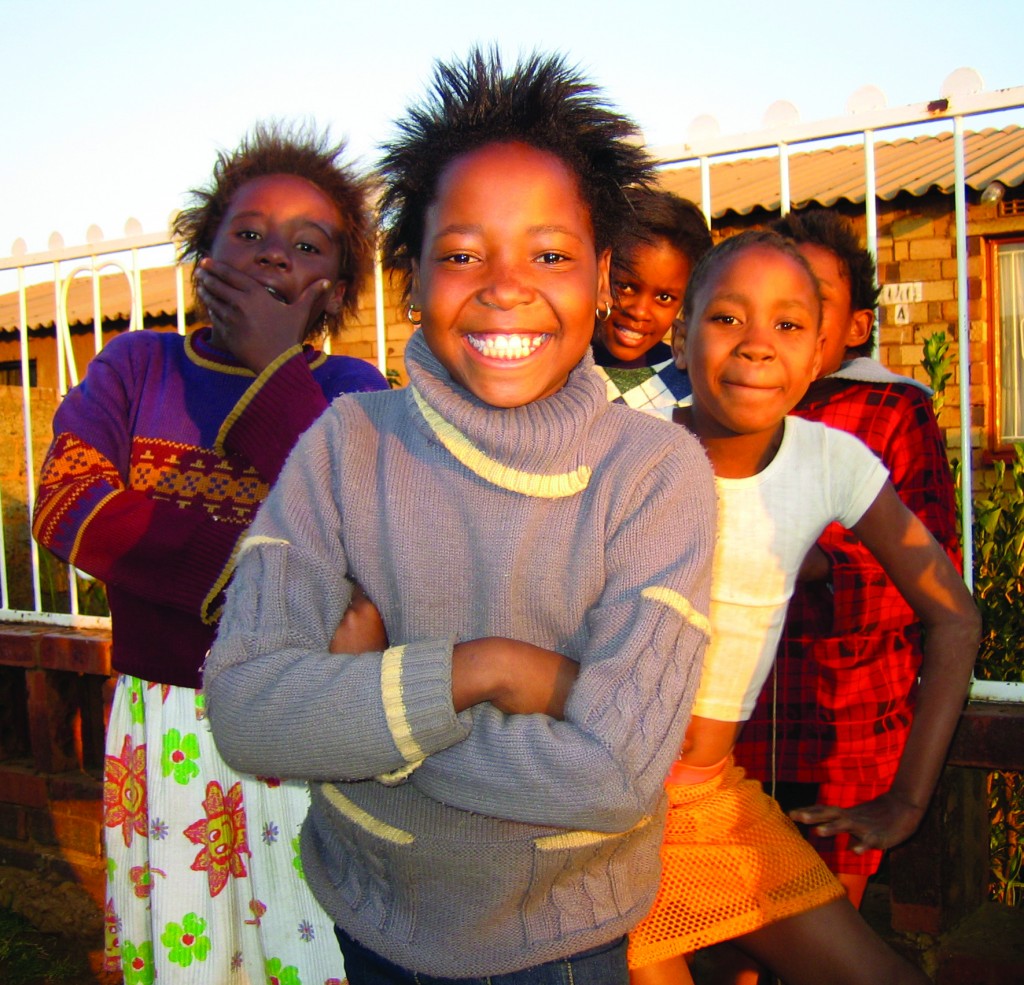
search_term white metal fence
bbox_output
[2,72,1023,698]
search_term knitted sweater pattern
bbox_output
[206,331,716,977]
[32,327,387,687]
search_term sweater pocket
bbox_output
[314,784,417,943]
[522,817,658,946]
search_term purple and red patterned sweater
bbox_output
[33,327,387,688]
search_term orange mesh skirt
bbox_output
[628,759,845,969]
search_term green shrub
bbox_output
[922,332,1023,907]
[968,444,1024,682]
[0,906,80,983]
[921,331,953,418]
[990,770,1024,907]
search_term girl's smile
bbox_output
[599,238,691,366]
[413,142,611,408]
[465,332,549,359]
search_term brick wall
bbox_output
[0,624,111,942]
[325,269,415,386]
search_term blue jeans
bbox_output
[334,926,629,985]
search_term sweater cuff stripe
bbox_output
[381,644,427,763]
[641,586,711,637]
[69,491,119,565]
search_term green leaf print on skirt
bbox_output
[161,912,212,967]
[161,728,201,784]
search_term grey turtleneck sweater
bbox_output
[206,330,715,977]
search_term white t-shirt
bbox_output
[692,416,889,722]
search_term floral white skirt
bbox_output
[103,674,345,984]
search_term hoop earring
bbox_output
[595,300,612,322]
[406,304,422,327]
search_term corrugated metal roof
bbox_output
[657,126,1024,218]
[0,266,190,333]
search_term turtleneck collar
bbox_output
[403,329,607,498]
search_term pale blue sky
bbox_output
[3,0,1022,253]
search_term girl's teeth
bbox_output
[467,334,547,359]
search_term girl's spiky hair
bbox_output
[377,47,654,292]
[174,120,373,333]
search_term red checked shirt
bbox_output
[734,364,960,873]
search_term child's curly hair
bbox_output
[772,209,880,356]
[174,121,373,335]
[616,187,712,273]
[377,47,654,296]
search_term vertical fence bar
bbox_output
[16,265,42,611]
[953,115,975,591]
[373,246,387,378]
[175,264,188,335]
[91,261,104,357]
[52,260,69,396]
[778,143,791,216]
[0,486,7,611]
[130,247,143,331]
[863,130,880,358]
[699,156,712,227]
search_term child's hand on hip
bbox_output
[789,789,927,853]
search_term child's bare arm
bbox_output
[790,482,980,851]
[452,638,579,719]
[330,581,389,655]
[196,257,331,373]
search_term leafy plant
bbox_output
[969,445,1024,908]
[924,336,1023,908]
[968,443,1024,682]
[920,330,953,417]
[989,771,1024,907]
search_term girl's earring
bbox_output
[406,304,422,327]
[595,300,612,322]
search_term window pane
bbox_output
[998,243,1024,443]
